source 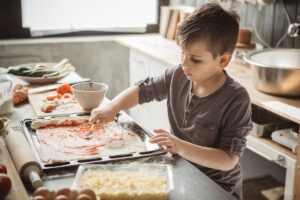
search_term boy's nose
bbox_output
[181,64,189,71]
[181,55,190,69]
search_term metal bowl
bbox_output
[244,48,300,97]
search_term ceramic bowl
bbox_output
[72,82,108,111]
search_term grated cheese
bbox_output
[80,169,168,200]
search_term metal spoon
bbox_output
[85,123,95,140]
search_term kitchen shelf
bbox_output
[227,61,300,125]
[247,134,296,161]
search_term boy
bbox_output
[90,2,252,199]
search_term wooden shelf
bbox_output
[247,134,296,161]
[227,61,300,125]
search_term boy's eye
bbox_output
[191,58,202,63]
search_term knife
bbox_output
[28,78,90,94]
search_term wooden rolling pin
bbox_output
[4,128,43,189]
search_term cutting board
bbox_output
[28,90,87,117]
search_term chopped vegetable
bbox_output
[46,95,59,101]
[7,66,58,77]
[57,84,73,94]
[7,60,74,79]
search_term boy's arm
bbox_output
[109,86,140,112]
[179,139,239,171]
[150,129,239,171]
[90,66,178,123]
[90,86,139,123]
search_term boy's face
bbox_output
[181,40,231,83]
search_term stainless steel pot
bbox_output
[244,48,300,97]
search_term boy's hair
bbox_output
[176,1,240,58]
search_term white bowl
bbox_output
[72,82,108,111]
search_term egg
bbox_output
[33,195,46,200]
[55,188,71,198]
[33,187,49,199]
[76,194,92,200]
[55,194,69,200]
[78,189,96,200]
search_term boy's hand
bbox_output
[89,105,117,124]
[150,129,183,154]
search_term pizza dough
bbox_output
[30,117,146,163]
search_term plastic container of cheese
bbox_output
[72,163,174,200]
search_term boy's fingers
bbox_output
[153,129,168,133]
[150,136,169,143]
[150,133,170,140]
[163,146,173,153]
[89,113,101,123]
[152,131,169,137]
[94,116,116,124]
[89,116,97,124]
[155,141,172,147]
[89,111,100,122]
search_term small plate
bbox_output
[10,62,75,84]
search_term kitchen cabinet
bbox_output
[116,34,300,200]
[128,49,170,132]
[226,63,299,200]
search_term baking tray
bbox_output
[20,112,166,171]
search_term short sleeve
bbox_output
[218,96,253,157]
[135,66,177,104]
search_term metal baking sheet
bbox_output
[20,112,165,171]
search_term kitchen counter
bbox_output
[0,73,234,200]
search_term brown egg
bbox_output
[55,188,71,198]
[33,195,46,200]
[55,194,69,200]
[33,187,50,198]
[78,189,96,200]
[76,194,92,200]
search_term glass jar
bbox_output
[0,69,13,115]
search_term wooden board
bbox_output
[28,90,87,117]
[0,137,30,200]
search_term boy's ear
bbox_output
[219,52,232,69]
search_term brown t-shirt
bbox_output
[136,65,253,200]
